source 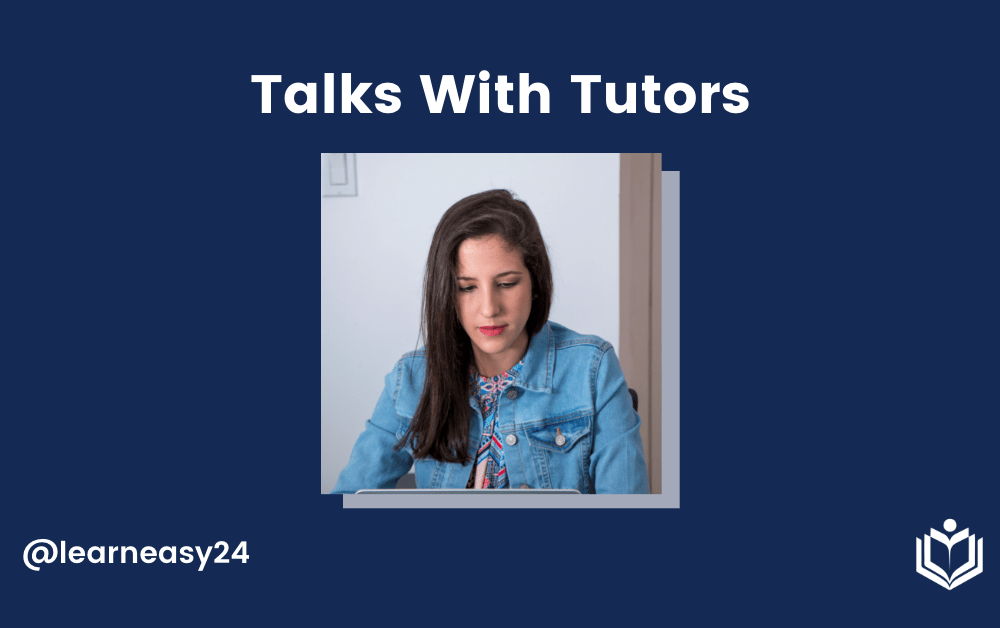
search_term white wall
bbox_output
[321,153,620,492]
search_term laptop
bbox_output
[355,488,581,494]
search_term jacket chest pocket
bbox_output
[396,419,449,489]
[525,414,592,493]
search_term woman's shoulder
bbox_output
[547,321,614,353]
[398,347,427,363]
[391,348,427,381]
[385,348,426,416]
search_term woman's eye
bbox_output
[458,285,475,292]
[499,282,519,289]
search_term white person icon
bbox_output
[915,518,984,590]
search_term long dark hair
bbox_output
[396,189,553,463]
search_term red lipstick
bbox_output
[479,325,506,337]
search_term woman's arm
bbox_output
[330,368,414,494]
[589,346,651,494]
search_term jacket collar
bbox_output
[517,321,554,394]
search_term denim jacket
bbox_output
[332,321,650,494]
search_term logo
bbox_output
[916,518,984,589]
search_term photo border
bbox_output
[342,170,679,508]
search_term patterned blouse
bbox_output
[466,360,524,489]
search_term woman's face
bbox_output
[455,235,533,377]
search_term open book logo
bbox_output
[916,518,984,590]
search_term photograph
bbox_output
[321,153,674,500]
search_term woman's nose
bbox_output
[480,287,501,317]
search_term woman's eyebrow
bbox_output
[456,270,523,281]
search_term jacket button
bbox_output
[519,484,530,489]
[555,427,566,446]
[505,434,517,446]
[507,390,517,400]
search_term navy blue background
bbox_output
[6,2,995,625]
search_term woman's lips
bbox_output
[479,325,506,337]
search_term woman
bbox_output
[332,190,649,493]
